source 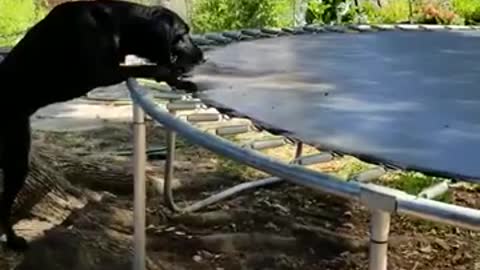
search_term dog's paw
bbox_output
[6,235,29,251]
[171,80,198,93]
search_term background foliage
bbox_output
[0,0,47,46]
[190,0,295,33]
[2,0,480,47]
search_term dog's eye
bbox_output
[173,35,184,44]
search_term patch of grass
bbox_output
[215,156,264,180]
[383,171,451,202]
[335,157,373,180]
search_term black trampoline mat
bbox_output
[190,30,480,182]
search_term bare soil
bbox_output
[1,122,479,270]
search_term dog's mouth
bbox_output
[170,54,207,75]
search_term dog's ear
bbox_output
[149,7,177,64]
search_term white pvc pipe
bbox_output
[133,104,147,270]
[418,180,450,199]
[369,210,391,270]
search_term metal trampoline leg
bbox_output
[133,104,147,270]
[164,109,179,212]
[369,210,391,270]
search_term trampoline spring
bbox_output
[348,24,374,32]
[260,27,285,36]
[241,29,273,38]
[166,101,204,111]
[204,34,233,44]
[281,27,307,35]
[249,138,286,150]
[191,36,216,46]
[302,25,325,33]
[446,25,473,31]
[222,31,243,40]
[419,24,447,31]
[293,153,334,166]
[371,24,396,31]
[323,25,349,33]
[152,92,187,101]
[395,24,421,31]
[215,124,250,136]
[418,180,450,199]
[352,167,387,183]
[186,113,221,122]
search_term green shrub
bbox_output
[376,0,411,23]
[452,0,480,24]
[0,0,47,46]
[414,0,464,25]
[190,0,294,33]
[305,0,360,25]
[356,1,383,24]
[305,0,330,24]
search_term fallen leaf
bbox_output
[434,238,450,251]
[419,245,432,253]
[193,255,202,263]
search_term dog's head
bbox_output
[142,6,204,74]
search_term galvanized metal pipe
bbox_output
[397,194,480,231]
[132,103,147,270]
[164,108,181,212]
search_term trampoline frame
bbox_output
[127,23,480,270]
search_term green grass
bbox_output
[0,0,47,47]
[384,171,451,202]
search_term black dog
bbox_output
[0,0,204,251]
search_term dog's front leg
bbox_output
[94,65,176,87]
[0,116,31,251]
[119,65,175,82]
[119,66,199,92]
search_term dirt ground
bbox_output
[1,121,480,270]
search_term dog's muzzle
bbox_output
[170,52,206,75]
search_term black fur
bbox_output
[0,0,203,251]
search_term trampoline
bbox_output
[190,26,480,182]
[4,23,479,270]
[126,24,480,270]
